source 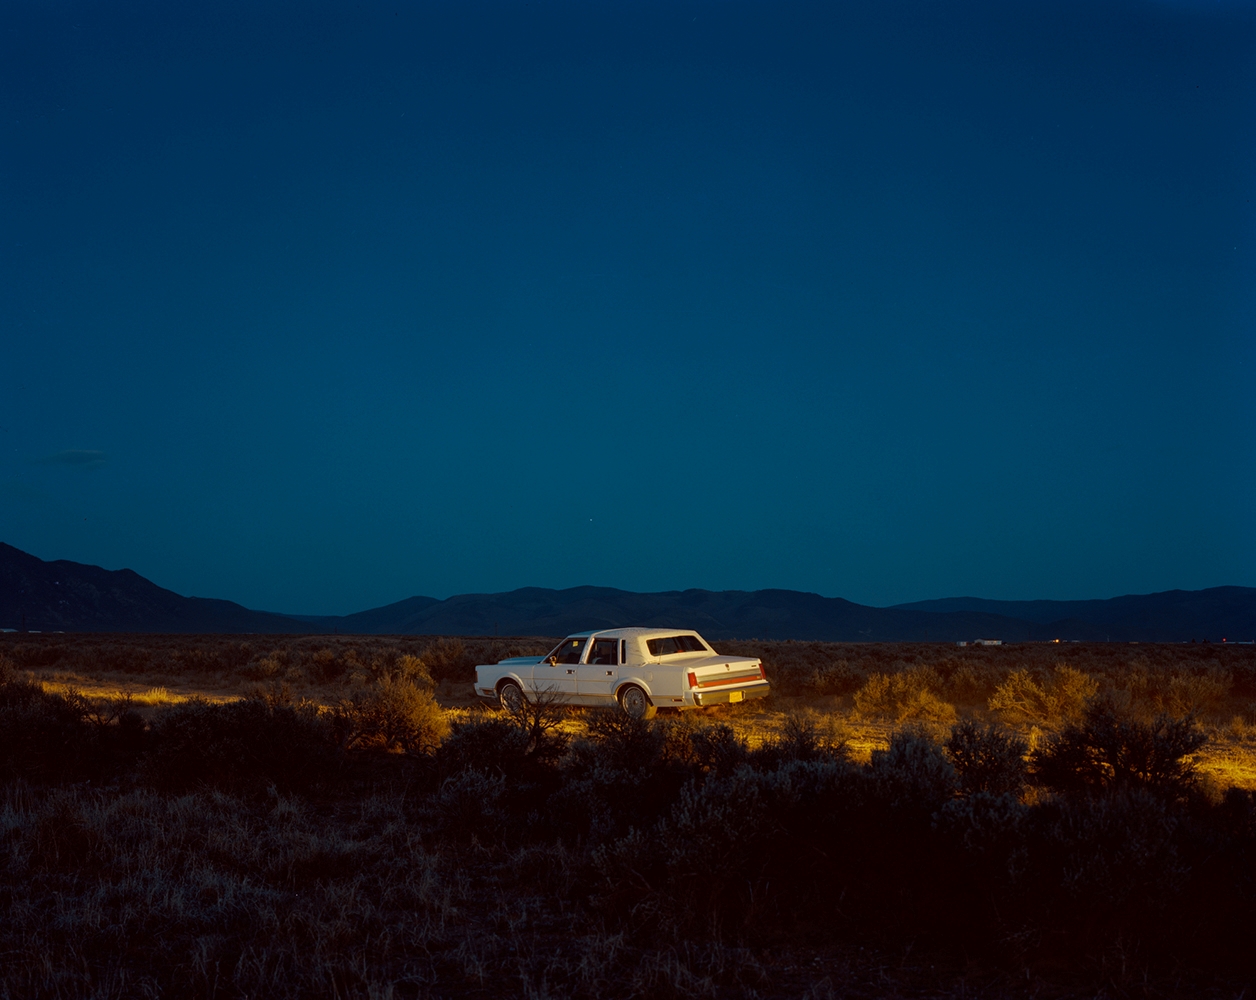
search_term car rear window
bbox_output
[646,635,707,656]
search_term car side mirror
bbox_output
[548,655,558,666]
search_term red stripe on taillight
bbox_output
[758,662,766,680]
[688,671,698,689]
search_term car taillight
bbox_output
[687,671,698,689]
[757,662,766,680]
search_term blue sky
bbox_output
[2,0,1254,614]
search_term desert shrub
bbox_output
[662,767,773,875]
[1017,787,1189,962]
[989,665,1097,728]
[145,697,337,793]
[594,757,870,938]
[748,711,848,770]
[594,767,774,936]
[936,790,1029,856]
[499,686,571,765]
[424,769,512,841]
[685,723,751,776]
[1164,671,1232,717]
[853,669,957,728]
[582,710,667,771]
[555,713,688,842]
[332,676,448,754]
[1107,665,1235,722]
[945,721,1028,796]
[869,728,958,813]
[0,677,100,783]
[434,716,532,777]
[250,650,288,680]
[392,652,432,685]
[421,638,475,681]
[1030,702,1207,795]
[307,646,345,682]
[2,642,66,669]
[807,658,866,696]
[942,662,1004,705]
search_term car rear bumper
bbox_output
[693,683,770,706]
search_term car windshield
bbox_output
[646,635,707,656]
[546,637,588,664]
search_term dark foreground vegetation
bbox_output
[2,638,1255,998]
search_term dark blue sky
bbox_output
[2,0,1253,614]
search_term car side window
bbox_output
[548,638,587,665]
[588,638,617,665]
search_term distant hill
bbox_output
[297,585,1254,642]
[320,585,1049,642]
[0,543,318,634]
[891,587,1256,642]
[2,543,1252,641]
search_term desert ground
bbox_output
[4,632,1255,999]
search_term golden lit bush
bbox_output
[331,676,448,753]
[854,668,957,727]
[1116,667,1233,720]
[941,662,1004,705]
[393,652,432,685]
[989,665,1097,729]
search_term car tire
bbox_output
[618,684,656,720]
[498,680,526,713]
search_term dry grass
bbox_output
[3,781,1153,1000]
[6,632,1256,788]
[36,676,235,707]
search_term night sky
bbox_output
[2,0,1253,615]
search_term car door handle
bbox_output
[605,670,613,676]
[567,669,575,674]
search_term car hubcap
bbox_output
[501,686,523,711]
[622,688,647,718]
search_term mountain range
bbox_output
[2,542,1253,642]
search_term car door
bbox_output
[532,636,584,700]
[577,637,619,703]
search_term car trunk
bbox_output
[685,657,766,699]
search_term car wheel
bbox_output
[618,684,656,720]
[498,680,526,713]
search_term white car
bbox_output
[474,627,769,719]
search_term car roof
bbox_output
[563,627,705,640]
